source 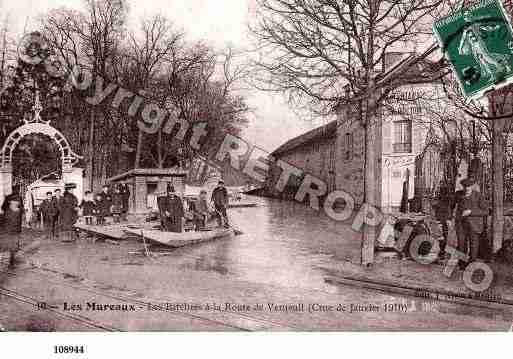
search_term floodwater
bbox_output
[178,196,362,292]
[2,195,512,330]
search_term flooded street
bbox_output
[181,196,361,292]
[2,196,512,331]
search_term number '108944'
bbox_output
[54,346,85,354]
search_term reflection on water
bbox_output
[175,196,362,292]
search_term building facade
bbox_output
[336,79,443,211]
[265,54,445,212]
[379,84,433,211]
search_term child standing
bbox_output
[94,194,104,225]
[80,191,95,225]
[111,185,123,223]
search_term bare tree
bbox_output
[251,0,444,114]
[41,0,128,190]
[112,14,184,168]
[0,15,15,91]
[251,0,444,264]
[37,0,250,186]
[0,14,16,139]
[139,45,250,169]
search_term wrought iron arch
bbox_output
[0,122,82,168]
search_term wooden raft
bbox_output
[124,227,234,247]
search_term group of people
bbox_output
[0,183,81,252]
[0,183,80,267]
[157,180,229,233]
[38,184,78,241]
[0,182,131,267]
[435,176,490,269]
[79,183,130,225]
[38,183,130,241]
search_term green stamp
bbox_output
[433,0,513,99]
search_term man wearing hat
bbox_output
[159,184,184,233]
[40,191,59,239]
[454,177,489,268]
[96,184,112,225]
[0,192,23,266]
[59,183,79,242]
[211,180,229,228]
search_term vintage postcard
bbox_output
[0,0,513,342]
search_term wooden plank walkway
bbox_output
[74,223,130,240]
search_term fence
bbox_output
[414,144,490,209]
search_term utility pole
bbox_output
[491,102,505,254]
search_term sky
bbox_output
[1,0,321,152]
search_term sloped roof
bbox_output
[334,49,444,112]
[271,120,337,156]
[396,58,445,84]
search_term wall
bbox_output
[266,136,336,199]
[335,115,366,204]
[335,100,382,208]
[0,165,12,207]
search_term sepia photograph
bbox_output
[0,0,513,348]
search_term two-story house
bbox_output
[265,52,447,212]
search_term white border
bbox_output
[0,333,510,359]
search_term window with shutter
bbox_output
[393,120,412,153]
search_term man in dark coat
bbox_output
[434,183,453,259]
[120,184,130,221]
[96,185,112,224]
[158,185,184,233]
[1,188,23,214]
[59,184,79,242]
[211,180,229,228]
[40,191,59,239]
[52,188,63,238]
[454,177,489,268]
[0,193,23,265]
